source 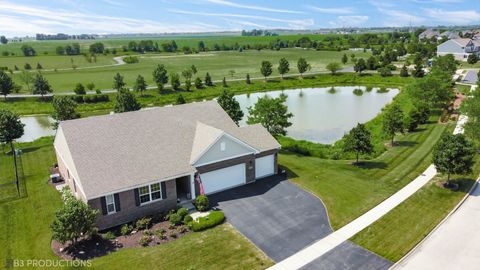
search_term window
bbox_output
[138,182,162,204]
[105,194,116,214]
[220,142,226,151]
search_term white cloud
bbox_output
[369,1,425,26]
[205,0,304,14]
[329,15,369,27]
[306,5,354,14]
[423,8,480,24]
[168,9,314,29]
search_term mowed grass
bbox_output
[6,49,370,93]
[0,54,114,71]
[351,157,479,262]
[0,137,273,270]
[0,149,17,202]
[279,119,451,229]
[0,73,413,116]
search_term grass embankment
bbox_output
[351,156,479,262]
[0,138,272,269]
[0,73,413,116]
[279,113,451,229]
[2,49,371,93]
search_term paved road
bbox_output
[269,115,468,270]
[209,175,390,270]
[392,181,480,270]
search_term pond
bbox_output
[18,116,56,142]
[236,86,399,144]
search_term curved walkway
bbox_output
[269,115,468,270]
[391,180,480,270]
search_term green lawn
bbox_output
[0,54,114,71]
[0,73,413,116]
[350,158,479,262]
[5,49,371,93]
[0,138,272,270]
[279,119,451,229]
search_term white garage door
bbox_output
[255,155,275,179]
[201,163,246,195]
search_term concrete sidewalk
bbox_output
[392,181,480,270]
[269,116,468,270]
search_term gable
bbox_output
[194,134,256,166]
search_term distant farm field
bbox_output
[1,49,370,93]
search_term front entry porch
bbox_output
[175,174,196,204]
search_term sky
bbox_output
[0,0,479,37]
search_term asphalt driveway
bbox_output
[209,175,392,270]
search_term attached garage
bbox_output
[255,154,275,179]
[200,163,246,195]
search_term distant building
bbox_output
[418,29,440,40]
[441,31,461,40]
[437,38,480,61]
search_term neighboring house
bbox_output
[54,101,280,229]
[418,29,440,40]
[441,31,460,40]
[437,38,480,61]
[462,70,478,85]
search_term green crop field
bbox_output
[2,49,370,93]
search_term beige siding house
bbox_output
[54,101,280,229]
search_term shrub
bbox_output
[194,195,209,211]
[143,229,153,236]
[139,235,151,246]
[365,86,373,92]
[123,56,139,64]
[169,213,182,226]
[353,89,363,96]
[377,87,389,93]
[177,208,188,219]
[74,83,86,95]
[177,225,188,234]
[102,231,116,240]
[183,214,193,224]
[120,224,132,236]
[72,95,84,103]
[190,211,225,232]
[135,217,152,230]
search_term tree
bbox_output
[89,42,104,53]
[51,189,98,246]
[378,67,392,77]
[51,96,79,128]
[297,58,310,78]
[354,58,367,74]
[205,72,213,86]
[0,36,7,44]
[366,56,377,70]
[343,123,373,164]
[404,107,422,132]
[260,61,273,81]
[114,90,141,113]
[278,57,290,79]
[400,65,409,77]
[194,77,203,89]
[222,77,228,87]
[432,54,458,76]
[24,63,32,70]
[32,74,52,97]
[198,41,206,52]
[182,68,193,91]
[176,94,186,105]
[170,73,181,90]
[247,95,293,137]
[341,53,348,64]
[326,62,342,75]
[406,75,453,107]
[217,89,244,125]
[462,89,480,147]
[86,82,95,91]
[411,64,425,78]
[20,45,36,56]
[152,64,168,91]
[0,109,24,153]
[19,71,33,92]
[467,53,478,64]
[113,73,125,91]
[0,70,14,100]
[433,134,475,185]
[73,83,86,95]
[246,73,251,84]
[133,75,147,95]
[382,104,404,145]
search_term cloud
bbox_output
[205,0,303,14]
[369,1,425,26]
[168,9,314,29]
[329,16,369,27]
[306,5,354,14]
[100,0,127,7]
[422,8,480,24]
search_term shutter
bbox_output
[134,188,140,206]
[100,196,107,215]
[161,182,167,199]
[114,193,121,212]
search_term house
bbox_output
[437,38,480,61]
[54,101,280,229]
[440,31,460,40]
[418,29,440,40]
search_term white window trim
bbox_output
[139,182,163,206]
[105,194,116,215]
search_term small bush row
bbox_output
[71,94,109,104]
[190,211,225,232]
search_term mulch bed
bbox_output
[52,221,191,260]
